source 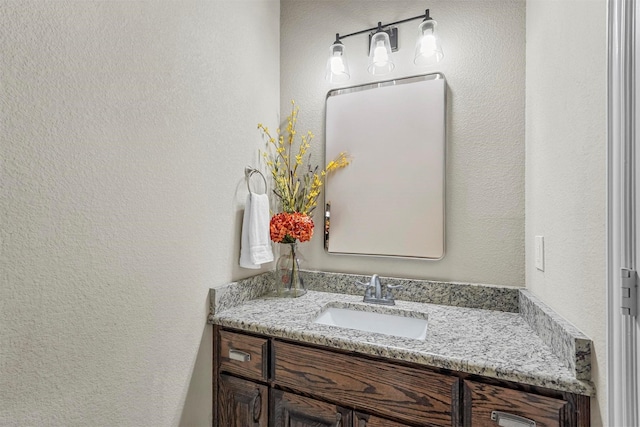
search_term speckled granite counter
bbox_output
[209,271,595,396]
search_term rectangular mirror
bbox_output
[324,73,446,259]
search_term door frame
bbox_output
[607,0,639,424]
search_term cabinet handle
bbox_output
[251,389,262,422]
[228,349,251,362]
[491,411,536,427]
[334,412,342,427]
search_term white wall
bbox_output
[281,0,526,287]
[0,1,279,425]
[525,0,607,424]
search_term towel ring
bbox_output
[244,166,268,194]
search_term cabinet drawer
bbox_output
[464,380,570,427]
[218,330,269,382]
[273,340,457,427]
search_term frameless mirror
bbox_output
[324,73,446,259]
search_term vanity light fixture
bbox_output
[414,10,444,65]
[368,23,395,75]
[325,9,443,83]
[326,35,350,83]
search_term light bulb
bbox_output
[330,56,345,74]
[373,41,389,65]
[418,34,437,57]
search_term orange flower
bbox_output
[270,212,314,243]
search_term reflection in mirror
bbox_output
[324,73,446,259]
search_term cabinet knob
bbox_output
[491,411,536,427]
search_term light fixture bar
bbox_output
[335,10,431,42]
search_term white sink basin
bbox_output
[313,306,428,340]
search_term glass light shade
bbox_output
[367,31,395,75]
[414,19,444,66]
[325,42,350,83]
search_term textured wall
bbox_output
[525,1,607,424]
[0,1,279,425]
[280,0,525,286]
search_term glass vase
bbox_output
[275,242,306,298]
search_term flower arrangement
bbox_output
[269,212,314,244]
[258,100,349,245]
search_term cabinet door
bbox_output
[218,374,268,427]
[353,412,414,427]
[271,389,352,427]
[464,380,570,427]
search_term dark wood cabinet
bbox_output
[218,374,268,427]
[214,327,590,427]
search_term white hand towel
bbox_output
[249,193,274,265]
[240,193,274,269]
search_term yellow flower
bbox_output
[257,101,350,216]
[326,152,351,172]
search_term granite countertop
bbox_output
[210,271,595,396]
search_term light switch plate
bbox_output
[535,236,544,271]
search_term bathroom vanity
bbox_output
[210,272,593,427]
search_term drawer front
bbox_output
[273,340,457,427]
[219,330,269,382]
[464,380,570,427]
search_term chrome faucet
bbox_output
[356,274,403,305]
